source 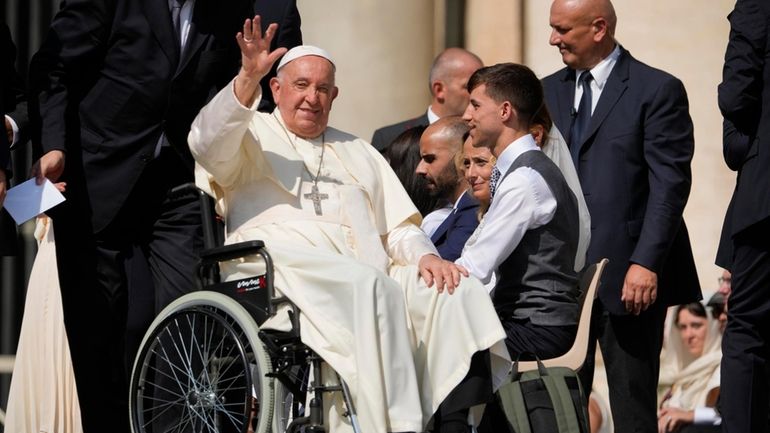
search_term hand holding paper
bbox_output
[4,178,66,225]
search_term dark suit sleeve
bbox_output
[718,0,767,131]
[7,71,29,150]
[257,0,302,112]
[30,0,115,155]
[723,117,754,170]
[1,24,24,176]
[275,0,302,50]
[0,141,8,180]
[630,77,694,273]
[435,210,479,262]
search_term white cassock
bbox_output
[188,80,508,433]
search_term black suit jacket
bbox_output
[543,47,700,315]
[371,113,429,152]
[430,191,479,261]
[718,0,770,238]
[1,23,27,256]
[1,23,27,177]
[30,0,259,233]
[256,0,302,112]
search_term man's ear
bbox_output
[432,80,445,102]
[331,86,339,102]
[592,17,608,42]
[269,77,281,103]
[500,101,515,122]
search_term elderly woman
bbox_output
[658,302,722,433]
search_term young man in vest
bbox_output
[452,63,581,431]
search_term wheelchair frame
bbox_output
[128,184,361,433]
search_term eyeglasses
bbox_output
[718,277,732,285]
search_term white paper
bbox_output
[3,178,66,225]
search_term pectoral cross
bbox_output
[304,184,329,216]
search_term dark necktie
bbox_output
[569,71,593,170]
[171,0,186,45]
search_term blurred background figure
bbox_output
[657,302,722,433]
[371,47,483,152]
[708,270,731,331]
[382,125,440,216]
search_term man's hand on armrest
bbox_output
[419,253,469,295]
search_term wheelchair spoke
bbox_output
[140,396,186,428]
[186,402,218,433]
[166,319,201,389]
[189,313,213,389]
[142,356,191,397]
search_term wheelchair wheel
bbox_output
[130,291,275,433]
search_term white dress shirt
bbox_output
[456,134,557,291]
[426,106,440,124]
[4,115,19,146]
[573,44,621,115]
[421,204,452,237]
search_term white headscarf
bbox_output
[660,303,722,410]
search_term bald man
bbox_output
[416,116,478,261]
[371,48,483,152]
[541,1,700,432]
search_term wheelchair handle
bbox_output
[169,182,222,250]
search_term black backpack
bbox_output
[496,358,590,433]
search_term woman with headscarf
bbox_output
[658,302,722,433]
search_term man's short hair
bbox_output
[467,63,545,127]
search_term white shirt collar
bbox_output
[576,44,621,91]
[427,106,440,124]
[495,134,541,176]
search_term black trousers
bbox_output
[720,218,770,433]
[578,298,667,433]
[54,149,203,433]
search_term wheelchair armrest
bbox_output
[200,240,267,265]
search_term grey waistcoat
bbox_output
[492,149,580,327]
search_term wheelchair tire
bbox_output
[129,291,275,433]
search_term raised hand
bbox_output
[234,16,287,106]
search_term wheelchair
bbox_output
[129,184,361,433]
